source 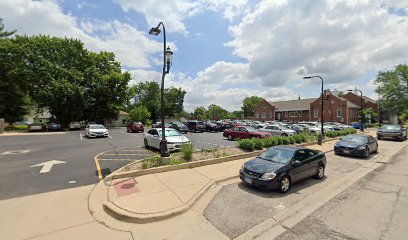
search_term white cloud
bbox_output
[0,0,163,69]
[227,0,408,86]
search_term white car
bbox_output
[259,125,296,136]
[152,122,162,128]
[85,124,109,138]
[144,128,191,152]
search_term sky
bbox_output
[1,0,407,112]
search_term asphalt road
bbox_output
[0,128,235,200]
[275,145,408,240]
[203,139,398,239]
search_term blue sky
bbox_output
[1,0,407,112]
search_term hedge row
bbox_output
[325,128,357,138]
[237,133,314,151]
[237,128,357,151]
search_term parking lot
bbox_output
[203,139,397,239]
[0,127,236,200]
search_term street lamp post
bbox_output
[149,22,173,157]
[303,76,324,144]
[347,89,364,132]
[377,86,381,127]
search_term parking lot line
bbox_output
[94,158,103,180]
[79,133,83,141]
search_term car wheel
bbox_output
[227,135,233,141]
[377,135,382,140]
[315,164,325,179]
[279,176,291,193]
[144,139,149,149]
[364,148,369,158]
[281,133,287,137]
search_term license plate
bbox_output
[244,176,252,184]
[343,150,350,154]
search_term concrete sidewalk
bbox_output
[89,140,336,224]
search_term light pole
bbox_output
[377,86,382,127]
[149,22,173,157]
[347,89,364,132]
[303,76,324,144]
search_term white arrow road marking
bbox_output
[30,160,66,173]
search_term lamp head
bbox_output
[303,76,312,79]
[149,27,161,36]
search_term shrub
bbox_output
[182,143,194,161]
[237,139,255,151]
[5,125,29,131]
[288,136,295,144]
[281,137,290,145]
[264,137,277,147]
[253,138,264,150]
[142,156,162,169]
[275,136,283,145]
[298,133,308,143]
[326,131,336,138]
[293,134,302,143]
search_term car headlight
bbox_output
[260,172,276,180]
[241,164,245,171]
[357,146,366,150]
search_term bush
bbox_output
[181,143,194,161]
[264,137,278,147]
[288,136,295,144]
[281,137,290,145]
[5,125,29,131]
[293,134,302,143]
[237,139,255,151]
[142,156,162,169]
[275,136,283,145]
[253,138,264,150]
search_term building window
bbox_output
[289,112,297,117]
[269,111,273,118]
[261,112,266,118]
[255,112,259,118]
[298,111,302,117]
[285,111,288,117]
[337,109,342,118]
[314,110,318,118]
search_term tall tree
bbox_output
[0,20,28,123]
[375,64,408,119]
[241,96,263,117]
[194,106,207,120]
[0,18,16,38]
[206,104,229,120]
[164,87,186,118]
[128,105,151,124]
[130,81,160,121]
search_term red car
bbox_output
[127,122,144,133]
[223,126,271,140]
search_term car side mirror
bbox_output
[292,160,301,166]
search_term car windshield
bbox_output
[258,148,294,164]
[162,129,181,137]
[246,127,257,132]
[90,125,105,129]
[342,135,367,143]
[380,125,400,131]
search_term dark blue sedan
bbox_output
[240,146,326,193]
[334,134,378,158]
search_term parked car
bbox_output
[334,134,378,158]
[286,125,304,134]
[186,121,206,132]
[69,122,81,130]
[259,125,296,136]
[169,121,188,133]
[152,122,161,128]
[306,124,323,135]
[240,146,326,193]
[223,126,271,140]
[127,122,144,133]
[85,124,109,138]
[143,128,190,152]
[205,122,220,132]
[377,124,407,141]
[47,123,62,131]
[28,123,45,131]
[14,121,32,126]
[212,121,231,131]
[350,122,365,129]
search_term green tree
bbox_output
[241,96,263,117]
[8,35,130,127]
[130,81,161,122]
[164,87,186,118]
[375,64,408,119]
[229,110,244,119]
[338,91,345,97]
[0,18,16,38]
[194,106,206,120]
[0,20,28,123]
[206,104,229,120]
[128,105,151,124]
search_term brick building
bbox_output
[253,98,316,123]
[310,91,360,124]
[253,90,377,124]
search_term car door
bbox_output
[367,136,377,153]
[303,149,321,177]
[230,127,240,139]
[239,127,250,139]
[147,129,160,149]
[290,150,310,182]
